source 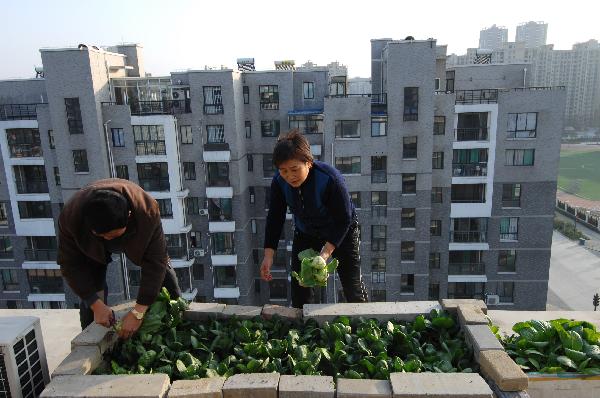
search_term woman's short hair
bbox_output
[272,129,314,168]
[83,190,129,233]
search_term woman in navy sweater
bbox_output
[260,130,368,308]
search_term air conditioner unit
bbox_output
[486,295,500,306]
[193,249,205,257]
[0,317,50,398]
[199,209,208,216]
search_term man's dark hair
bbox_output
[272,129,314,168]
[83,190,129,233]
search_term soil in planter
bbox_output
[98,289,477,381]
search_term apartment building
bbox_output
[0,38,564,311]
[479,25,509,50]
[516,21,548,48]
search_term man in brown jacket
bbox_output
[58,178,181,339]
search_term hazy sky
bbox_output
[2,0,599,79]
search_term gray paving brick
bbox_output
[168,378,226,398]
[304,302,442,325]
[390,372,493,397]
[336,378,392,397]
[40,374,170,397]
[52,346,101,377]
[278,375,334,398]
[222,373,279,398]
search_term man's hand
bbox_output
[319,242,336,262]
[260,248,275,281]
[90,300,113,328]
[118,311,143,340]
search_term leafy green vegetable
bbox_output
[101,296,474,381]
[291,249,339,288]
[494,318,600,374]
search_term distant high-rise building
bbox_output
[479,25,508,49]
[516,21,548,48]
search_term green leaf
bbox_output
[564,348,587,362]
[557,356,577,369]
[431,316,454,329]
[413,315,426,332]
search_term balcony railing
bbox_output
[168,246,191,260]
[502,199,521,208]
[455,89,498,104]
[209,212,233,222]
[500,232,519,241]
[448,293,485,300]
[0,104,40,121]
[454,128,488,141]
[324,93,387,105]
[371,171,387,183]
[452,163,488,177]
[138,178,170,192]
[203,104,224,115]
[15,179,49,194]
[448,262,485,275]
[212,248,235,255]
[9,144,43,158]
[207,178,231,187]
[28,280,64,294]
[102,100,191,115]
[135,142,167,156]
[24,249,57,262]
[204,143,230,151]
[450,231,487,243]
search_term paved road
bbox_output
[547,231,600,310]
[555,210,600,241]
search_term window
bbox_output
[269,279,288,300]
[429,283,440,300]
[402,174,416,194]
[207,125,225,143]
[48,130,55,149]
[498,281,514,303]
[448,282,484,299]
[452,149,488,176]
[433,116,446,135]
[207,163,229,187]
[403,87,419,121]
[371,258,386,283]
[263,154,275,178]
[111,128,125,147]
[72,150,89,172]
[371,156,387,183]
[401,274,415,293]
[7,128,42,158]
[498,250,517,273]
[249,187,255,204]
[500,217,519,241]
[259,85,279,110]
[372,289,386,302]
[335,120,360,138]
[116,165,129,180]
[243,86,249,104]
[451,184,486,203]
[180,125,193,144]
[371,191,387,217]
[429,252,441,269]
[446,70,455,92]
[507,113,537,138]
[247,154,253,172]
[214,266,236,287]
[371,117,387,137]
[350,192,361,209]
[245,121,251,138]
[430,220,442,236]
[156,199,173,218]
[303,82,314,99]
[212,232,235,255]
[289,115,323,134]
[431,187,443,203]
[133,125,166,155]
[203,86,223,114]
[0,236,13,259]
[401,241,415,261]
[371,225,386,251]
[335,156,361,174]
[264,187,271,209]
[208,198,233,222]
[432,152,444,169]
[186,197,200,215]
[18,201,52,219]
[434,78,441,90]
[183,162,196,180]
[261,120,280,137]
[1,269,19,291]
[401,208,416,229]
[403,137,417,159]
[502,184,521,208]
[190,231,202,248]
[0,203,8,226]
[193,262,204,280]
[138,163,170,191]
[53,167,60,186]
[65,97,83,134]
[505,149,535,166]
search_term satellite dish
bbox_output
[405,36,415,41]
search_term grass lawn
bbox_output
[558,147,600,201]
